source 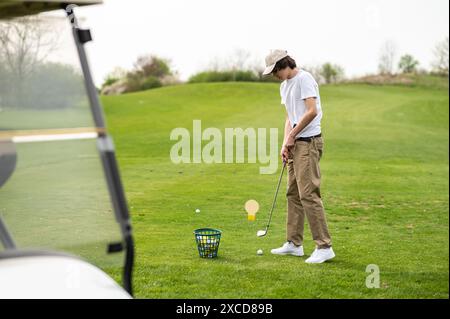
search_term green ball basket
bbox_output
[194,228,222,258]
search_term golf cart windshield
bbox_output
[0,1,133,293]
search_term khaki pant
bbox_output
[286,136,332,249]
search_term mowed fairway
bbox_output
[101,81,449,298]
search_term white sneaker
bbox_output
[305,247,335,263]
[271,242,304,256]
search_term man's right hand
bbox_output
[280,145,289,163]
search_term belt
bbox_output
[296,133,322,142]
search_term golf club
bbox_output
[257,160,286,237]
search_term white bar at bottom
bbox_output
[12,132,98,143]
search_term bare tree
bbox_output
[207,48,253,72]
[0,16,59,80]
[207,56,222,71]
[227,48,251,70]
[432,37,449,76]
[0,16,59,107]
[378,40,397,75]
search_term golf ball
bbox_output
[257,249,263,255]
[195,209,200,213]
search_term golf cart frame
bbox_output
[0,1,134,296]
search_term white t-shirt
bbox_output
[280,69,322,138]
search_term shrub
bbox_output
[140,76,162,90]
[101,67,127,90]
[102,76,119,88]
[124,71,143,93]
[234,70,258,81]
[189,71,232,83]
[103,55,177,94]
[188,70,258,83]
[134,55,171,78]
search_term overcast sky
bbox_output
[69,0,449,85]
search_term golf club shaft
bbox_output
[264,161,286,232]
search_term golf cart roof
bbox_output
[0,0,102,19]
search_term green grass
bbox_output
[0,104,94,130]
[0,139,125,269]
[100,81,449,298]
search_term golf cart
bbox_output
[0,1,134,298]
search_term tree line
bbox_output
[0,17,447,101]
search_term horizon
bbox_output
[28,0,450,86]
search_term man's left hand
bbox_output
[286,134,296,149]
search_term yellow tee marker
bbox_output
[245,199,259,221]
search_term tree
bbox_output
[24,63,86,109]
[320,63,345,84]
[0,63,8,107]
[227,48,251,71]
[133,54,171,78]
[0,16,59,81]
[227,49,253,81]
[378,40,397,75]
[432,37,449,76]
[122,54,174,93]
[398,54,419,74]
[0,16,59,108]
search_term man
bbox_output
[262,50,335,263]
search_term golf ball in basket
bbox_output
[257,249,263,255]
[195,208,200,213]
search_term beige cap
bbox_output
[262,49,288,75]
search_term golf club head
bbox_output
[0,140,17,188]
[256,230,267,237]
